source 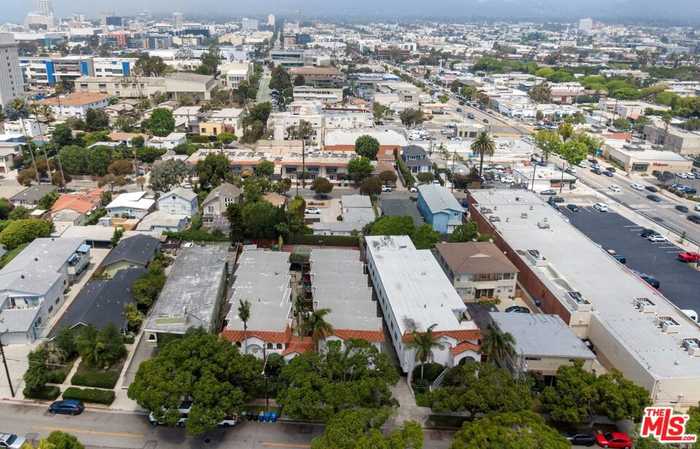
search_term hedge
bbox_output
[63,387,115,405]
[395,156,416,187]
[23,386,60,400]
[288,234,360,247]
[46,368,71,384]
[71,370,120,389]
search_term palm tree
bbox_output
[292,295,305,336]
[238,299,251,354]
[471,131,496,177]
[481,324,516,367]
[304,308,334,352]
[406,323,444,380]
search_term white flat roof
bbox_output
[365,235,476,336]
[470,189,700,379]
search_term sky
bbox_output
[2,0,700,24]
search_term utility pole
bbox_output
[0,333,15,397]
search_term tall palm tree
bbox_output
[304,308,334,352]
[471,131,496,177]
[406,323,444,380]
[238,299,251,354]
[481,324,516,367]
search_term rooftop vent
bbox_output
[682,338,700,357]
[633,297,656,313]
[656,316,681,334]
[567,291,591,305]
[537,219,550,229]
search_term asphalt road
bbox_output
[256,71,272,104]
[560,205,700,312]
[569,159,700,246]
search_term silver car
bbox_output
[0,434,26,449]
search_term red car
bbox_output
[678,252,700,263]
[595,431,632,449]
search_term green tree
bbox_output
[75,324,127,369]
[124,303,144,332]
[373,102,392,122]
[52,124,74,147]
[111,227,124,246]
[8,206,30,220]
[471,131,496,176]
[135,146,166,163]
[37,191,59,210]
[0,219,52,249]
[400,108,425,128]
[197,153,231,190]
[132,265,166,309]
[613,117,632,131]
[594,370,650,422]
[481,324,516,366]
[369,216,415,236]
[128,329,262,435]
[416,172,434,184]
[360,176,382,196]
[541,361,598,425]
[149,160,190,192]
[533,130,562,162]
[311,177,333,197]
[107,159,134,177]
[450,411,569,449]
[411,224,440,249]
[0,198,13,220]
[45,431,85,449]
[216,132,237,145]
[135,54,168,77]
[449,221,480,242]
[378,170,397,185]
[277,340,398,422]
[255,160,275,177]
[238,299,251,354]
[529,83,552,103]
[558,122,574,142]
[146,108,175,137]
[355,135,380,160]
[303,308,334,352]
[241,201,285,239]
[406,324,443,380]
[54,327,79,359]
[85,108,110,131]
[559,140,588,170]
[348,157,374,183]
[196,45,221,75]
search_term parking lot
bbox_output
[560,205,700,311]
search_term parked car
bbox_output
[504,305,530,313]
[630,183,645,191]
[676,205,690,213]
[540,189,557,196]
[609,185,621,193]
[612,254,627,264]
[381,185,393,192]
[678,252,700,263]
[304,207,321,215]
[549,196,565,204]
[594,431,632,449]
[591,167,602,175]
[633,271,661,289]
[564,432,596,447]
[646,194,662,202]
[606,167,617,173]
[688,214,700,225]
[602,170,614,177]
[640,228,658,238]
[647,234,667,243]
[645,185,659,193]
[0,434,25,449]
[409,186,418,193]
[593,203,609,212]
[566,204,580,212]
[48,400,84,415]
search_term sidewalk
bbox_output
[388,378,431,427]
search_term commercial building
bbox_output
[269,101,324,144]
[434,242,518,302]
[288,66,345,88]
[602,139,693,175]
[200,108,244,136]
[0,34,24,108]
[364,236,481,374]
[644,118,700,157]
[512,163,577,192]
[468,189,700,408]
[0,238,90,345]
[20,56,136,88]
[38,92,110,119]
[76,73,217,101]
[270,50,305,68]
[416,184,464,234]
[219,62,253,89]
[548,82,586,104]
[144,244,229,342]
[489,312,596,378]
[292,86,343,105]
[324,128,407,158]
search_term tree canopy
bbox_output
[146,108,175,137]
[0,219,52,249]
[149,159,190,192]
[355,135,380,160]
[196,153,231,190]
[347,157,374,183]
[368,216,440,249]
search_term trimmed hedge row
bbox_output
[23,386,60,400]
[71,370,120,389]
[288,234,360,247]
[45,368,71,384]
[63,387,115,405]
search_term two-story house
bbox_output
[106,191,156,219]
[201,183,242,230]
[434,242,519,302]
[416,184,464,234]
[157,187,198,217]
[401,145,431,174]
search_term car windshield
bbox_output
[5,436,16,445]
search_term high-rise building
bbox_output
[241,18,259,31]
[267,14,276,27]
[173,12,184,29]
[37,0,54,17]
[0,34,24,108]
[578,17,594,33]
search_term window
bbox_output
[266,343,273,349]
[276,343,282,349]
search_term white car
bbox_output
[678,173,689,179]
[409,186,418,193]
[630,183,645,191]
[501,176,515,184]
[647,234,667,243]
[593,203,609,212]
[0,434,26,449]
[381,185,392,193]
[304,207,321,215]
[609,185,621,193]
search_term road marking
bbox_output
[262,443,311,448]
[36,426,144,439]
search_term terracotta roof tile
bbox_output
[333,329,384,343]
[450,341,481,355]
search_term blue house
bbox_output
[416,184,464,234]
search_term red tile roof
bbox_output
[220,328,290,344]
[282,337,314,356]
[334,329,384,343]
[402,329,481,342]
[450,341,481,355]
[51,189,103,215]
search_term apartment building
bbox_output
[468,189,700,408]
[548,82,585,104]
[38,92,110,119]
[20,56,136,88]
[269,101,324,144]
[0,34,24,108]
[292,86,343,105]
[364,236,481,374]
[219,62,253,89]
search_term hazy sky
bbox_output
[3,0,700,24]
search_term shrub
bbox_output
[71,369,120,389]
[288,234,360,247]
[63,387,115,405]
[24,385,60,400]
[45,368,71,384]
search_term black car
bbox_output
[646,194,662,202]
[634,271,660,289]
[549,196,565,203]
[640,228,659,238]
[645,185,659,193]
[565,432,596,447]
[49,400,84,415]
[688,214,700,225]
[602,170,614,177]
[606,167,617,173]
[613,254,627,264]
[504,305,531,313]
[566,204,579,212]
[676,205,690,213]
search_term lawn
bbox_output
[71,358,126,389]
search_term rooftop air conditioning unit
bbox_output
[682,338,700,357]
[634,297,656,314]
[657,316,681,334]
[537,220,550,229]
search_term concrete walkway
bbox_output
[388,378,431,427]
